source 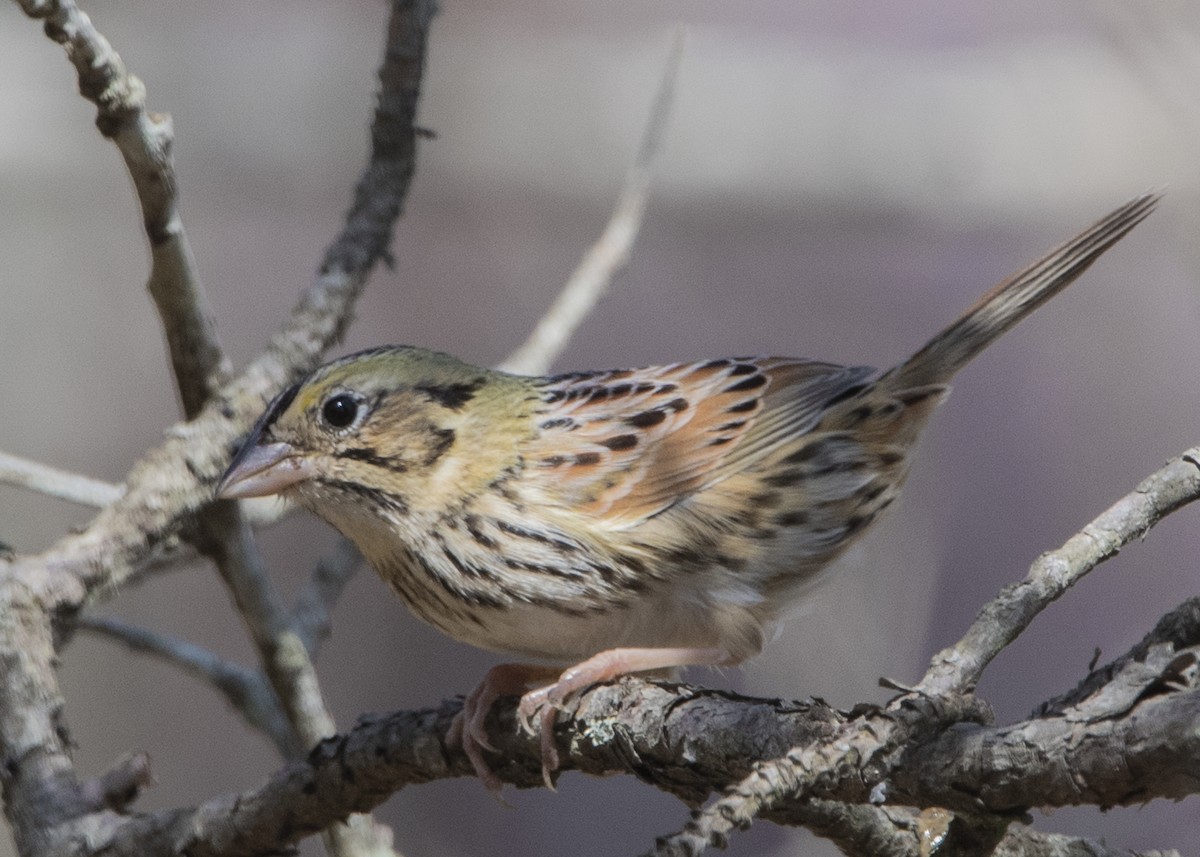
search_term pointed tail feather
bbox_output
[883,191,1160,392]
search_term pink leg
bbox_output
[447,662,559,796]
[517,646,734,787]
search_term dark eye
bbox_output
[321,394,360,429]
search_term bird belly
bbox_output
[371,537,772,664]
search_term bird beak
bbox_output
[216,441,315,500]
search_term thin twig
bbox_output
[197,505,326,746]
[0,451,122,508]
[496,28,684,376]
[292,537,364,657]
[916,447,1200,697]
[1034,594,1200,718]
[78,615,295,754]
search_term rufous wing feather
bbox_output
[523,357,876,527]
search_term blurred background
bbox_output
[2,1,1199,854]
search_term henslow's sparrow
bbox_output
[218,192,1157,790]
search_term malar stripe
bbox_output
[317,478,409,515]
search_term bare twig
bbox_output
[78,616,294,754]
[496,29,683,376]
[292,537,364,657]
[1034,594,1200,718]
[0,452,121,508]
[917,447,1200,698]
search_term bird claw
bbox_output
[447,709,507,800]
[516,683,568,735]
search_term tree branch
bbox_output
[56,657,1197,857]
[291,537,364,658]
[918,447,1200,697]
[1,3,436,857]
[650,446,1200,856]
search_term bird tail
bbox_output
[882,191,1160,392]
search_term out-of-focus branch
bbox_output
[78,615,294,754]
[497,29,683,376]
[0,451,122,508]
[196,505,325,748]
[292,537,364,657]
[917,447,1200,698]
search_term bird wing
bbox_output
[520,357,876,527]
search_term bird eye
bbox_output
[321,393,360,429]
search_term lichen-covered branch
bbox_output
[43,659,1198,857]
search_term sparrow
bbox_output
[218,191,1158,791]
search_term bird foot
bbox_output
[450,663,559,796]
[454,647,734,793]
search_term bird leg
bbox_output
[517,646,733,787]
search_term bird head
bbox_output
[216,346,534,516]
